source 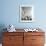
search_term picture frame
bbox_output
[20,5,34,22]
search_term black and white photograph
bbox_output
[20,5,34,22]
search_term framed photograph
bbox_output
[20,5,34,22]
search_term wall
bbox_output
[0,0,46,29]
